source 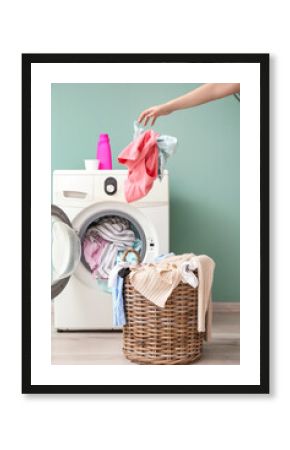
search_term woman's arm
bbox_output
[138,83,240,126]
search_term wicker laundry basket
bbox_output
[122,275,204,365]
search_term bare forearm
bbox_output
[138,83,240,125]
[165,83,240,112]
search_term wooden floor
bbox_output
[51,304,240,365]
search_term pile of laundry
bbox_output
[108,252,215,340]
[83,216,142,280]
[118,121,177,202]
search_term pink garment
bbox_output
[118,129,159,202]
[83,237,108,276]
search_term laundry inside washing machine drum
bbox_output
[80,211,146,281]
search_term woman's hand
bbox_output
[138,103,172,126]
[137,84,240,126]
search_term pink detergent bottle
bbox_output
[96,133,112,170]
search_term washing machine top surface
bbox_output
[54,169,168,176]
[53,169,169,204]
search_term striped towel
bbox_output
[86,217,136,279]
[87,217,135,249]
[129,254,193,307]
[94,243,119,279]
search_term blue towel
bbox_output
[112,276,126,326]
[156,135,178,180]
[154,252,175,262]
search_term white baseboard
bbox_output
[213,302,240,312]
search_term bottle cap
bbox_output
[99,133,109,140]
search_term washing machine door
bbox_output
[51,205,81,299]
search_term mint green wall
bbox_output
[51,83,240,301]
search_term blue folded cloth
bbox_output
[156,135,178,180]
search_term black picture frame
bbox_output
[22,53,269,394]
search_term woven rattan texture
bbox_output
[123,277,204,365]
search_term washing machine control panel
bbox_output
[104,177,117,195]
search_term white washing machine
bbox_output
[51,169,169,330]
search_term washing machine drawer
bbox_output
[54,174,95,205]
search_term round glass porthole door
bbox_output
[51,205,81,299]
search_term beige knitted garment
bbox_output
[129,253,215,339]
